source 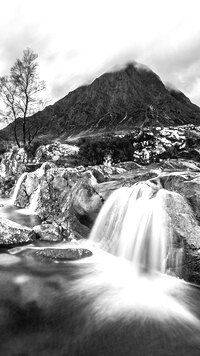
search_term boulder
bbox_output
[70,176,103,238]
[32,224,63,242]
[0,217,35,246]
[165,191,200,284]
[15,184,29,208]
[154,171,200,223]
[21,248,93,263]
[34,142,79,164]
[0,148,27,178]
[24,174,39,196]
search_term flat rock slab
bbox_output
[21,248,93,263]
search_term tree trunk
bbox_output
[23,117,26,146]
[23,93,29,146]
[14,119,20,147]
[12,107,20,147]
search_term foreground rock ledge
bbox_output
[0,217,34,246]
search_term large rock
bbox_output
[154,171,200,223]
[34,142,79,164]
[164,191,200,284]
[0,148,27,178]
[0,217,35,246]
[18,247,93,263]
[143,172,200,284]
[32,224,63,242]
[69,175,103,239]
[24,173,39,196]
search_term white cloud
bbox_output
[0,0,200,105]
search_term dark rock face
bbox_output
[0,217,35,247]
[1,63,200,140]
[165,191,200,285]
[69,176,104,239]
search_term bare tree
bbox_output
[0,48,45,147]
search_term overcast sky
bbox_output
[0,0,200,106]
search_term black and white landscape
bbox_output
[0,1,200,355]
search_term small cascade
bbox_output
[12,172,28,205]
[90,182,169,273]
[28,185,41,213]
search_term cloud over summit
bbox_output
[0,0,200,106]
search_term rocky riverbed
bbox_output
[0,125,200,284]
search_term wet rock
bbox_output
[0,217,35,246]
[70,176,103,238]
[154,171,200,223]
[15,184,29,208]
[32,224,63,242]
[165,191,200,285]
[22,247,92,263]
[24,174,39,196]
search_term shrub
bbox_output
[78,134,135,166]
[24,137,50,159]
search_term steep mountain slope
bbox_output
[1,62,200,140]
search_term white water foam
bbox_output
[12,172,28,205]
[90,182,169,273]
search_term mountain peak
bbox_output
[1,61,200,140]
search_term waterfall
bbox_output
[90,182,169,273]
[12,172,28,205]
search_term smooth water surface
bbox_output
[0,249,199,356]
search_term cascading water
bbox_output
[11,172,28,205]
[0,172,41,226]
[5,179,200,355]
[90,182,169,273]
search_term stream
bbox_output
[0,183,200,355]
